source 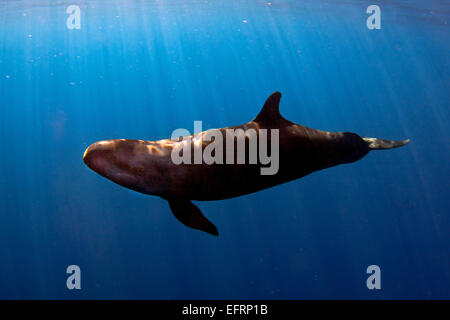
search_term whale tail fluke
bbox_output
[363,137,410,150]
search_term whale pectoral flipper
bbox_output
[168,199,219,236]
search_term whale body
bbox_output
[83,92,409,236]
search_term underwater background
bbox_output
[0,0,449,299]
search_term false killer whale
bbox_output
[83,92,409,236]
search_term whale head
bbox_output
[83,139,143,190]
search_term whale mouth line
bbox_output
[363,137,410,150]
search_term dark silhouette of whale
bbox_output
[83,92,409,236]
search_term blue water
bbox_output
[0,0,449,299]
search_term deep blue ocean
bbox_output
[0,0,449,299]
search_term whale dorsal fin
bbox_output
[253,92,286,124]
[168,199,219,236]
